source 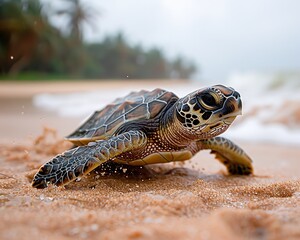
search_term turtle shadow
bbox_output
[65,162,256,191]
[93,161,158,179]
[91,161,208,180]
[64,161,210,191]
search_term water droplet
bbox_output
[10,56,14,60]
[76,177,81,182]
[122,168,127,173]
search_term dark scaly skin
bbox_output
[32,85,254,189]
[32,131,147,188]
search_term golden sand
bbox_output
[0,128,299,240]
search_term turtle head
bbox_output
[175,84,242,140]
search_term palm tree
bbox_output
[56,0,97,43]
[0,0,46,75]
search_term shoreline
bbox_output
[0,80,191,98]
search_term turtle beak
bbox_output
[234,91,243,116]
[237,98,242,116]
[216,91,243,119]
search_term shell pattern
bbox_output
[66,88,178,144]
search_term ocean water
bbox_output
[224,72,300,145]
[33,73,300,145]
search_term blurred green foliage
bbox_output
[0,0,197,80]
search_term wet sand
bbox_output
[0,81,299,240]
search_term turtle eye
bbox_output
[198,92,219,110]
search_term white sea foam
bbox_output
[224,72,300,145]
[33,73,300,145]
[224,118,300,145]
[33,85,201,117]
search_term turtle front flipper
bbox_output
[32,130,147,189]
[200,137,253,175]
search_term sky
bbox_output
[44,0,300,82]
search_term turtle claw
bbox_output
[31,176,49,189]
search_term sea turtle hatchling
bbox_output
[32,85,253,188]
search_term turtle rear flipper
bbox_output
[200,137,253,175]
[32,130,147,189]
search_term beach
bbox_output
[0,81,299,240]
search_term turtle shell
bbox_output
[66,88,178,145]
